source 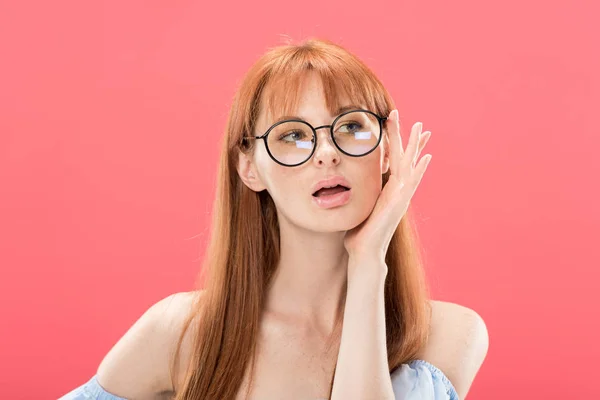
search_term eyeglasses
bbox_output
[242,109,387,167]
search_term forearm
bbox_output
[330,258,394,400]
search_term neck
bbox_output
[264,217,349,337]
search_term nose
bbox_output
[311,126,340,167]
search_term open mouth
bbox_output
[312,184,351,197]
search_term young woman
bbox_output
[60,38,488,400]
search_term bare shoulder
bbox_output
[429,300,487,332]
[96,290,204,399]
[418,300,489,399]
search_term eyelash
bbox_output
[277,121,362,142]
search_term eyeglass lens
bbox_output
[266,111,381,166]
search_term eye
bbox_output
[338,121,362,133]
[279,130,309,142]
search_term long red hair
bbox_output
[170,37,431,400]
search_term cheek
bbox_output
[363,176,383,204]
[356,161,385,203]
[259,165,304,203]
[273,178,301,201]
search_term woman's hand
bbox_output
[343,109,432,274]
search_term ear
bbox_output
[381,131,391,175]
[237,150,267,192]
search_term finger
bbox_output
[403,122,423,170]
[390,109,404,154]
[414,131,431,165]
[387,109,403,176]
[412,153,432,189]
[411,123,425,167]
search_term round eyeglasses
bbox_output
[241,109,388,167]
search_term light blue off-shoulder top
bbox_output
[58,359,458,399]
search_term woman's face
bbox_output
[239,72,390,233]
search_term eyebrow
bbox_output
[270,104,365,125]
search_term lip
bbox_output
[312,189,351,209]
[311,176,352,195]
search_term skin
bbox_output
[236,72,399,398]
[89,71,489,400]
[237,71,395,341]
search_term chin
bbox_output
[308,207,370,233]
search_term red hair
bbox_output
[171,37,431,400]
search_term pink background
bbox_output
[1,1,598,398]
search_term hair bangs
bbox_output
[258,44,390,130]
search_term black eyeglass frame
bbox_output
[241,109,388,167]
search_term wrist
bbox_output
[347,256,388,283]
